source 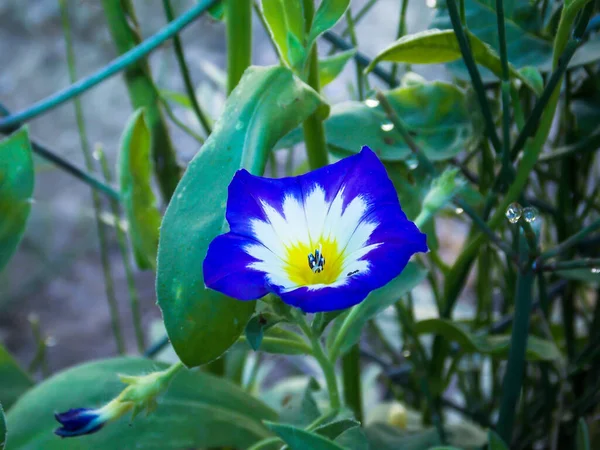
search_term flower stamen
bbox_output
[307,243,325,273]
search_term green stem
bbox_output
[342,344,363,421]
[339,0,379,39]
[102,0,180,201]
[60,0,125,355]
[161,0,212,135]
[302,0,329,170]
[496,267,535,443]
[344,10,363,101]
[96,146,145,353]
[495,0,512,176]
[540,258,600,272]
[0,103,120,200]
[226,0,252,94]
[541,218,600,261]
[390,0,410,81]
[445,0,501,154]
[293,309,341,410]
[0,0,217,131]
[158,96,205,143]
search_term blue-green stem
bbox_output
[445,0,501,154]
[496,267,534,443]
[344,10,364,101]
[0,103,120,201]
[60,0,125,354]
[102,0,180,201]
[292,309,341,410]
[226,0,252,94]
[158,96,205,143]
[390,0,410,81]
[161,0,212,135]
[0,0,217,132]
[302,0,329,170]
[96,146,145,353]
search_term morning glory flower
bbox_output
[54,401,129,437]
[203,146,428,313]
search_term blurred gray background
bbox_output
[0,0,461,375]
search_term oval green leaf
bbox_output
[156,66,327,367]
[414,318,563,361]
[327,262,428,359]
[308,0,350,44]
[6,357,277,449]
[0,127,34,273]
[0,344,33,410]
[266,422,346,450]
[366,29,542,95]
[556,268,600,284]
[118,109,162,270]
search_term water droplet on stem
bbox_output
[506,202,523,224]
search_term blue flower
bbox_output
[203,146,428,313]
[54,408,105,437]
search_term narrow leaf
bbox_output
[488,430,509,450]
[576,418,590,450]
[156,66,328,367]
[0,403,6,450]
[309,0,351,44]
[0,127,34,273]
[0,344,33,410]
[319,49,356,87]
[118,109,162,270]
[266,422,346,450]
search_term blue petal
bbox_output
[54,408,105,437]
[203,233,270,300]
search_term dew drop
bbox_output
[365,98,379,108]
[93,149,102,161]
[406,157,419,170]
[505,202,523,224]
[455,207,464,215]
[426,0,437,7]
[402,349,411,358]
[381,122,394,132]
[592,268,600,274]
[523,206,538,223]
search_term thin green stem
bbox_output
[541,258,600,272]
[226,0,252,94]
[292,309,341,410]
[390,0,410,81]
[158,96,205,143]
[302,0,329,170]
[496,268,535,443]
[339,0,379,39]
[541,218,600,261]
[0,103,120,200]
[445,0,501,154]
[60,0,125,354]
[161,0,212,135]
[344,10,364,101]
[539,126,600,163]
[0,0,217,131]
[96,146,145,353]
[495,0,512,177]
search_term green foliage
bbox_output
[0,403,6,450]
[319,49,356,87]
[266,421,346,449]
[577,418,591,450]
[414,318,562,361]
[118,109,162,271]
[156,66,327,367]
[488,430,509,450]
[0,128,34,274]
[327,263,428,359]
[308,0,351,44]
[6,358,276,449]
[262,0,306,67]
[0,345,33,410]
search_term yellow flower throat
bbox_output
[283,238,344,286]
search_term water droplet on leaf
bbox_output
[365,98,379,108]
[455,207,464,215]
[506,202,523,224]
[592,268,600,274]
[406,157,419,170]
[381,122,394,132]
[523,206,538,223]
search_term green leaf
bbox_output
[319,49,356,87]
[334,424,370,450]
[208,0,225,21]
[365,424,442,450]
[366,29,542,95]
[414,318,563,361]
[327,263,428,358]
[266,422,346,450]
[314,419,361,441]
[156,66,327,367]
[0,344,33,410]
[577,418,590,450]
[240,325,312,355]
[245,315,267,351]
[556,268,600,284]
[6,357,277,449]
[488,430,509,450]
[262,0,306,67]
[0,127,34,273]
[118,109,162,271]
[278,377,321,427]
[308,0,350,44]
[279,79,476,162]
[0,403,6,450]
